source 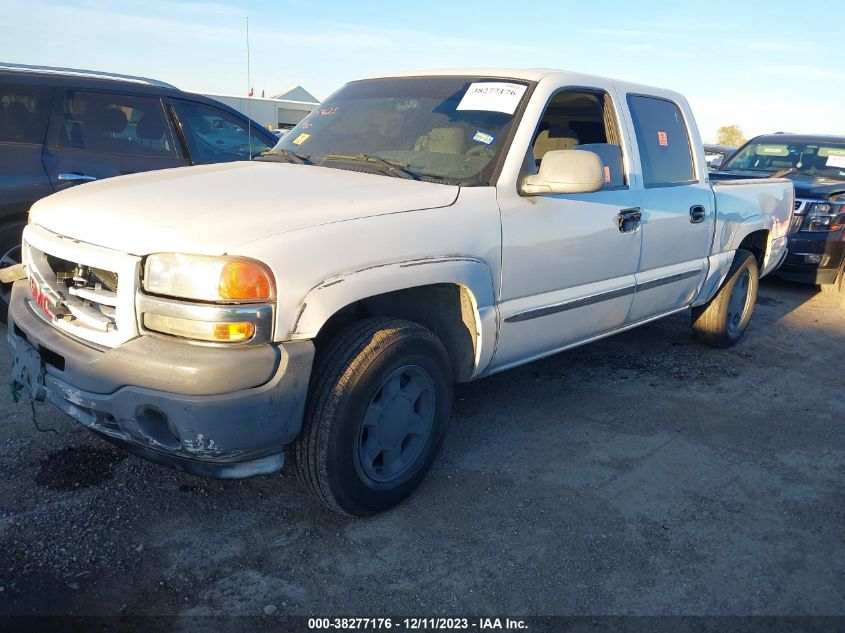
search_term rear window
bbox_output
[0,85,53,144]
[59,91,177,157]
[627,95,695,187]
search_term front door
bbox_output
[491,87,643,371]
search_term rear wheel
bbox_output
[291,317,453,516]
[0,220,26,324]
[692,249,759,348]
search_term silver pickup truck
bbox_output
[5,68,793,515]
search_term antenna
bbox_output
[246,16,253,159]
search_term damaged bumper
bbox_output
[7,281,314,479]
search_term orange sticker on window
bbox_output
[657,131,668,146]
[604,166,611,183]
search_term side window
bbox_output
[530,89,627,189]
[171,100,271,164]
[59,91,177,158]
[0,85,53,144]
[627,95,695,187]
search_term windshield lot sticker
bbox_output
[826,155,845,169]
[292,133,311,145]
[472,130,495,145]
[457,82,527,115]
[657,131,668,146]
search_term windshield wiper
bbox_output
[769,167,796,178]
[256,149,312,165]
[322,154,420,180]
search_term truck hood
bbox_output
[29,162,460,256]
[714,170,845,200]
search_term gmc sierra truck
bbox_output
[5,69,793,516]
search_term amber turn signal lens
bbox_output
[213,322,256,342]
[218,261,274,301]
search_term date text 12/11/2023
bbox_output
[307,617,528,630]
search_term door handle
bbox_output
[58,173,97,183]
[690,205,706,223]
[618,207,642,233]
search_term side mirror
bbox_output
[522,149,604,195]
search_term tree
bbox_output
[717,125,746,147]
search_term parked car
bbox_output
[0,63,278,320]
[6,69,793,515]
[704,143,737,170]
[714,133,845,291]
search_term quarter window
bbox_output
[0,85,53,144]
[627,95,695,187]
[59,91,177,157]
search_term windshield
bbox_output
[722,139,845,181]
[266,76,531,185]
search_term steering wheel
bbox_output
[466,144,493,159]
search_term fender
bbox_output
[289,256,499,378]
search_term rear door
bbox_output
[42,89,188,192]
[0,82,55,218]
[621,93,714,321]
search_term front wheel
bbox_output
[692,249,759,348]
[291,317,453,516]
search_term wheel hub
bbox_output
[356,364,436,484]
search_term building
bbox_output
[201,85,320,132]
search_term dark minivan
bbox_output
[0,63,277,320]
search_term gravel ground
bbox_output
[0,277,842,617]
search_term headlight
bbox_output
[801,202,844,232]
[143,253,275,302]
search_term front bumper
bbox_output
[7,281,314,479]
[775,230,845,285]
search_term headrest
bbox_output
[534,127,580,162]
[427,127,465,154]
[102,107,128,134]
[136,113,165,140]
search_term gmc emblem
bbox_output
[30,277,60,321]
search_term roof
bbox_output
[355,67,679,101]
[0,62,176,89]
[269,85,319,103]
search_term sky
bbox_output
[2,0,843,143]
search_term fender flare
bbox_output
[289,256,499,377]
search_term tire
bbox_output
[692,249,759,348]
[0,220,26,324]
[291,317,453,516]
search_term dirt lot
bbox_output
[0,278,842,617]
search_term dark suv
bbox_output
[714,133,845,292]
[0,63,278,320]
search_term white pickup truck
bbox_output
[6,69,793,515]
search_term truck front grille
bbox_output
[22,225,141,348]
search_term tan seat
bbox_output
[414,127,465,154]
[534,127,580,163]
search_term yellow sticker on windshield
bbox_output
[292,133,311,145]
